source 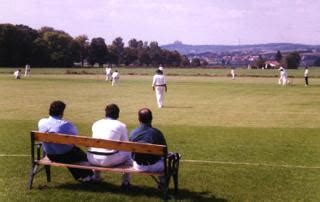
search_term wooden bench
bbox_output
[28,131,181,198]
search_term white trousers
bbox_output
[87,151,130,167]
[123,159,164,183]
[112,78,118,86]
[278,76,287,85]
[155,86,165,108]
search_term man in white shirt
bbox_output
[304,66,309,86]
[24,64,31,77]
[105,66,112,81]
[230,67,235,80]
[111,70,120,86]
[13,69,21,79]
[278,66,287,86]
[152,69,167,108]
[87,104,130,182]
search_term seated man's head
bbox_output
[49,100,66,118]
[105,104,120,119]
[138,108,153,125]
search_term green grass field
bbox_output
[0,68,320,201]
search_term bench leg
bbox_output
[162,177,169,201]
[28,164,38,189]
[45,165,51,182]
[173,171,178,195]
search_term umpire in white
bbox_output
[152,69,167,108]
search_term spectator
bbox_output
[38,100,97,182]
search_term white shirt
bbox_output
[14,70,20,78]
[90,118,128,153]
[106,67,111,74]
[112,72,119,79]
[152,74,166,86]
[304,69,309,77]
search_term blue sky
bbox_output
[1,0,320,45]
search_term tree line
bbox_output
[0,24,191,67]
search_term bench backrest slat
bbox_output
[31,131,166,156]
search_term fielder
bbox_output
[304,66,309,86]
[24,64,31,77]
[278,67,287,86]
[105,66,112,81]
[152,69,167,108]
[230,67,235,80]
[111,70,120,86]
[13,69,21,79]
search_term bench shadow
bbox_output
[51,181,227,201]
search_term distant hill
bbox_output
[161,42,320,55]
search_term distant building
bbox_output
[264,61,281,69]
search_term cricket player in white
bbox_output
[278,67,287,86]
[105,66,112,81]
[111,70,120,86]
[152,69,167,108]
[230,67,235,80]
[24,64,31,77]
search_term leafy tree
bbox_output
[180,55,190,67]
[73,35,89,67]
[275,50,282,62]
[149,41,162,66]
[0,24,38,66]
[123,47,138,66]
[191,58,201,67]
[110,37,124,65]
[88,37,108,66]
[164,50,181,67]
[41,30,74,66]
[255,55,265,69]
[31,38,50,67]
[128,38,139,49]
[138,47,151,66]
[285,52,301,69]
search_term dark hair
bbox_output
[156,69,163,75]
[105,104,120,119]
[49,100,66,117]
[138,108,152,124]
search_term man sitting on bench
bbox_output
[87,103,131,183]
[122,108,167,189]
[38,100,98,182]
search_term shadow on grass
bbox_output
[50,181,227,201]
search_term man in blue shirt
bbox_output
[122,108,167,189]
[38,100,96,182]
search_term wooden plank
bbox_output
[31,131,166,156]
[36,159,163,176]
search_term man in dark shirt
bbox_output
[122,108,167,189]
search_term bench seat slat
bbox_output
[32,131,166,156]
[36,158,163,176]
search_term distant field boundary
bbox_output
[2,71,320,78]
